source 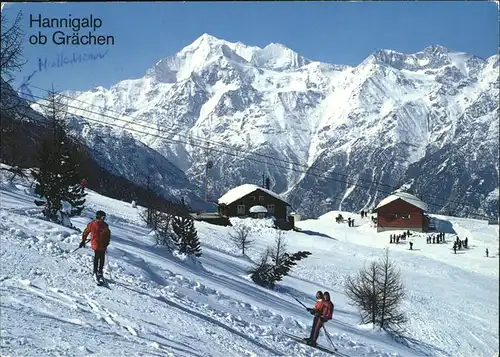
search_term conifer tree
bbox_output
[62,147,86,217]
[183,218,202,257]
[249,230,311,288]
[32,90,86,223]
[33,140,61,220]
[172,215,202,257]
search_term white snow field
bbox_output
[0,173,498,357]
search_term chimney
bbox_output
[262,174,265,188]
[265,177,270,190]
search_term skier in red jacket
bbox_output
[308,291,334,346]
[80,210,111,282]
[305,291,324,344]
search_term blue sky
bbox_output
[3,1,499,94]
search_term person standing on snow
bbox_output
[80,210,111,282]
[305,291,324,345]
[307,291,334,347]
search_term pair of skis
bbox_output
[283,332,348,356]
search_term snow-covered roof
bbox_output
[217,184,290,205]
[249,205,267,213]
[375,191,428,212]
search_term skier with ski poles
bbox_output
[307,291,334,347]
[291,292,336,350]
[303,291,324,346]
[79,210,111,284]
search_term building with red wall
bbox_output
[374,192,429,232]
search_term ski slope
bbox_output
[0,173,498,357]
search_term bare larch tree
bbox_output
[270,229,287,266]
[377,249,407,330]
[229,225,254,255]
[345,249,407,332]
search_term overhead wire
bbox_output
[12,89,496,218]
[27,83,403,192]
[26,84,491,215]
[6,88,497,220]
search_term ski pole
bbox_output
[291,295,313,313]
[106,250,113,280]
[70,239,90,253]
[322,325,337,351]
[292,296,309,309]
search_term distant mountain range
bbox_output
[30,34,499,219]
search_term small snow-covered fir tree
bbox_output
[249,230,311,289]
[172,215,202,257]
[183,218,202,257]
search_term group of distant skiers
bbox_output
[335,210,377,227]
[389,229,412,244]
[335,213,356,227]
[452,236,468,253]
[426,232,446,244]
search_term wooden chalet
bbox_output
[217,184,294,230]
[373,191,429,232]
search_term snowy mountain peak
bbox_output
[487,53,499,67]
[148,33,261,83]
[148,34,313,83]
[190,32,221,46]
[180,33,247,57]
[365,45,482,72]
[421,44,454,55]
[251,42,311,71]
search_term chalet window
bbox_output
[259,196,265,202]
[250,196,256,201]
[267,204,275,214]
[402,214,411,220]
[237,205,245,215]
[257,213,266,219]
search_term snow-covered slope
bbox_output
[36,34,499,219]
[1,169,498,357]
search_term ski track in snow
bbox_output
[0,178,498,357]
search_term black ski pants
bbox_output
[93,249,106,276]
